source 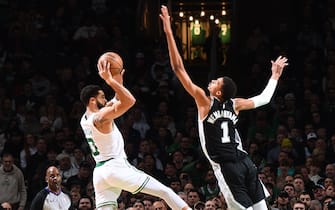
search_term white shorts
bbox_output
[93,158,150,208]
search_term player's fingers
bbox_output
[106,61,110,70]
[97,62,102,72]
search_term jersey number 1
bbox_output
[221,122,230,143]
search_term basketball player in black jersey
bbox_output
[160,5,288,210]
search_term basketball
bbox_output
[98,52,123,75]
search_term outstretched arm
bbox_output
[160,5,209,110]
[234,56,288,112]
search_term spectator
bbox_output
[133,199,145,210]
[271,190,291,210]
[0,153,27,210]
[56,153,79,186]
[2,130,24,164]
[199,169,220,201]
[161,161,178,185]
[179,172,192,190]
[139,153,165,181]
[131,106,151,139]
[72,147,86,170]
[142,197,154,210]
[168,177,182,193]
[309,199,322,210]
[0,202,11,210]
[309,159,324,185]
[283,183,297,205]
[313,184,326,202]
[152,200,168,210]
[132,139,163,171]
[66,160,92,193]
[193,201,205,210]
[183,183,195,195]
[19,133,37,174]
[212,193,228,210]
[70,189,81,209]
[325,164,335,181]
[186,189,202,208]
[325,185,335,198]
[77,195,94,210]
[323,196,335,210]
[324,177,334,189]
[85,181,95,207]
[293,176,306,196]
[298,191,312,209]
[292,200,307,210]
[60,139,77,165]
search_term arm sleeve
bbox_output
[248,78,278,108]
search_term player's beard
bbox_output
[97,101,105,109]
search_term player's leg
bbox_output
[96,205,118,210]
[102,158,191,210]
[94,166,121,210]
[140,177,191,210]
[244,157,268,210]
[252,199,268,210]
[213,161,252,210]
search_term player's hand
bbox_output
[271,55,288,79]
[97,60,112,81]
[159,5,173,34]
[112,69,125,85]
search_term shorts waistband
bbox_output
[95,157,114,167]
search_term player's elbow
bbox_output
[128,96,136,107]
[131,97,136,106]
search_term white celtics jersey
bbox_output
[80,112,127,162]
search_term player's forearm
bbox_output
[105,78,135,107]
[165,31,185,73]
[249,78,278,108]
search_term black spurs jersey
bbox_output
[199,98,247,163]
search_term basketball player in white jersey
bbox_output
[80,58,191,210]
[160,5,288,210]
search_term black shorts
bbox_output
[217,156,266,208]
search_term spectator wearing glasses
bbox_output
[313,184,326,202]
[271,190,291,210]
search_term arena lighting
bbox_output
[189,16,193,21]
[179,11,184,17]
[210,15,214,20]
[221,10,226,16]
[200,10,205,17]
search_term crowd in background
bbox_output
[1,0,335,210]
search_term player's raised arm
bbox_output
[96,60,135,123]
[160,5,209,108]
[234,56,288,112]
